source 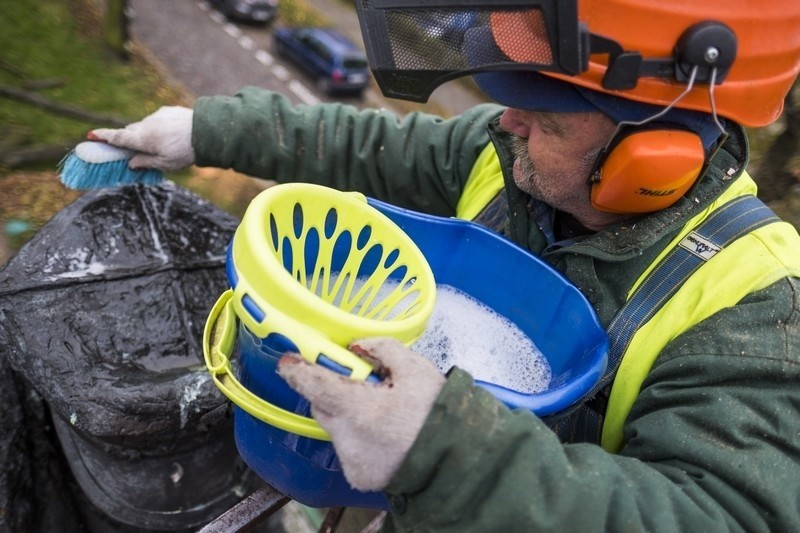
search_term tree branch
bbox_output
[0,140,81,168]
[0,85,129,127]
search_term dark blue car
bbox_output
[273,27,371,97]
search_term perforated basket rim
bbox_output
[231,183,436,344]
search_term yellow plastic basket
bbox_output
[204,183,436,438]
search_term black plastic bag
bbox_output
[0,183,257,531]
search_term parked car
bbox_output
[417,10,476,43]
[210,0,277,24]
[273,27,371,97]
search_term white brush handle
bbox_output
[74,141,134,164]
[89,106,195,172]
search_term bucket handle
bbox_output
[203,290,332,441]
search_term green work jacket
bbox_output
[194,87,800,531]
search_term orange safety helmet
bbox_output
[497,0,800,127]
[358,0,800,127]
[487,0,799,211]
[357,0,800,212]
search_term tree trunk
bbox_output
[105,0,130,61]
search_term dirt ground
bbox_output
[0,164,276,266]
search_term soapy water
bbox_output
[302,273,551,394]
[411,285,551,395]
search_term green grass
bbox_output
[0,0,333,166]
[0,0,183,154]
[0,0,332,262]
[278,0,329,27]
[0,0,194,262]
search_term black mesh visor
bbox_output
[356,0,589,102]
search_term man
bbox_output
[91,0,800,529]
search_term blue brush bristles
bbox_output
[59,141,164,190]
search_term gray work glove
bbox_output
[89,106,195,172]
[278,337,446,492]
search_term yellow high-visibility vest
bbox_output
[456,143,505,221]
[457,144,800,452]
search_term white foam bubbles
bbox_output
[412,285,551,394]
[300,272,551,394]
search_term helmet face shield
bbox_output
[355,0,588,102]
[354,0,800,128]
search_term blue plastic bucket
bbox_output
[370,199,609,414]
[232,321,387,508]
[205,195,608,510]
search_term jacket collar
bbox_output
[487,119,750,261]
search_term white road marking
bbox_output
[255,50,273,66]
[224,23,241,38]
[194,1,321,104]
[289,80,320,105]
[239,36,256,50]
[271,65,290,81]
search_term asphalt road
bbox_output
[129,0,323,103]
[127,0,486,115]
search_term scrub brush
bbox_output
[58,141,164,190]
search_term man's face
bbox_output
[498,108,623,230]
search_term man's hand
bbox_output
[89,106,195,172]
[277,337,446,492]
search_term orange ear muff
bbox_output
[590,129,705,214]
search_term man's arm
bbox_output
[386,278,800,531]
[192,87,504,216]
[280,278,800,531]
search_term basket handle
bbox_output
[203,290,332,441]
[230,277,380,382]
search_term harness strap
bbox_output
[546,194,781,444]
[605,195,779,389]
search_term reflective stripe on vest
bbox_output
[456,143,504,221]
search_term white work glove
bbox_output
[278,337,446,492]
[89,106,195,172]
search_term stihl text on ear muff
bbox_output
[588,125,706,214]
